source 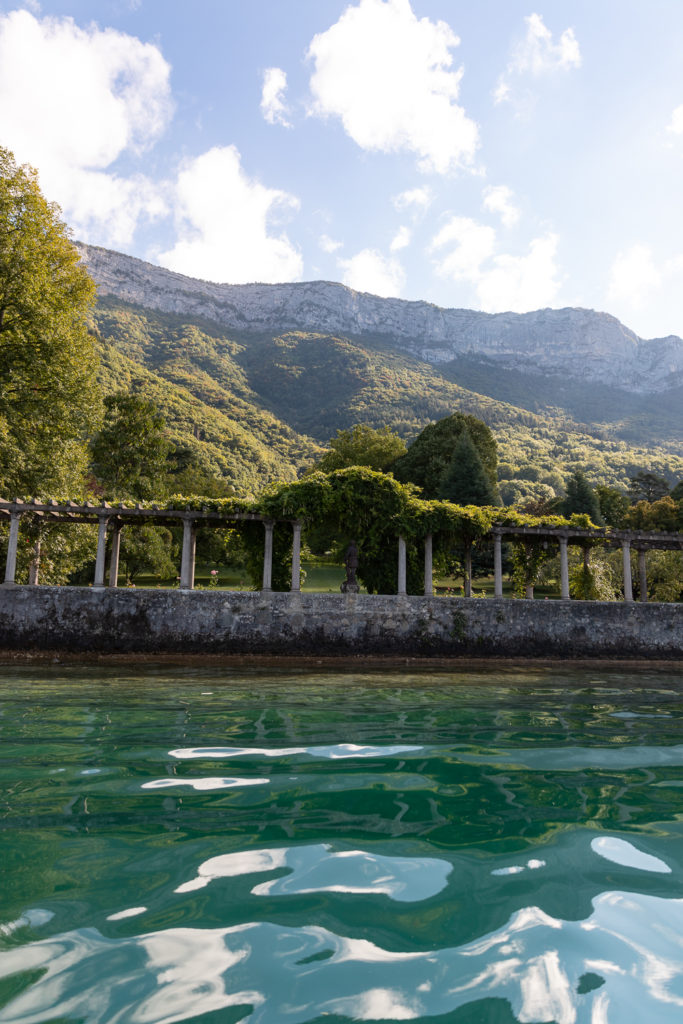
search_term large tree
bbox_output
[0,147,99,495]
[438,428,499,506]
[392,413,499,500]
[89,392,173,500]
[317,423,407,473]
[562,469,603,524]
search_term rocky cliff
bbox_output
[77,243,683,394]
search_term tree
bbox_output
[317,424,407,473]
[0,147,99,495]
[596,484,629,527]
[562,470,603,524]
[89,393,173,499]
[438,428,499,506]
[628,471,670,504]
[392,413,499,499]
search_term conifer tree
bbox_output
[562,469,603,524]
[438,428,499,506]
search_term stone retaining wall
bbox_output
[0,587,680,658]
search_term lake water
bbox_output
[1,664,682,1024]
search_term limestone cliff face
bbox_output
[77,242,683,394]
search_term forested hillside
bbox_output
[91,296,683,500]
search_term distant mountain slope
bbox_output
[78,242,683,395]
[91,297,683,497]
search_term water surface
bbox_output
[1,664,682,1023]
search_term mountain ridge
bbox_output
[77,242,683,395]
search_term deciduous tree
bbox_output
[0,147,99,495]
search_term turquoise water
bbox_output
[1,665,683,1023]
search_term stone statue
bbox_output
[341,539,360,593]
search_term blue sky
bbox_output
[3,0,683,340]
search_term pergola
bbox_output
[0,499,681,601]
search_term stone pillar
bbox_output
[524,543,533,600]
[559,536,570,600]
[464,541,472,598]
[397,534,407,596]
[93,516,109,588]
[180,518,196,591]
[638,549,648,603]
[108,522,121,587]
[424,533,433,596]
[291,521,302,592]
[3,512,22,586]
[493,534,503,598]
[262,520,274,591]
[622,539,633,602]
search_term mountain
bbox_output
[78,242,683,395]
[79,243,683,500]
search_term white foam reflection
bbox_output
[142,778,269,791]
[2,892,683,1023]
[457,744,683,771]
[169,743,422,760]
[107,907,147,921]
[591,837,672,874]
[0,909,53,936]
[175,844,451,902]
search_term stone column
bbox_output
[638,549,648,603]
[291,521,302,592]
[262,520,274,591]
[93,515,109,588]
[3,512,22,586]
[180,518,196,591]
[397,534,407,596]
[559,536,570,600]
[524,543,533,600]
[622,539,633,602]
[464,541,472,598]
[108,522,121,587]
[493,534,503,598]
[424,533,433,596]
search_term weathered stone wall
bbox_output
[0,587,680,658]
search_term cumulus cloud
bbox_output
[260,66,291,127]
[390,226,411,252]
[666,104,683,135]
[339,248,405,297]
[495,13,581,104]
[0,9,172,245]
[393,186,433,212]
[319,234,343,253]
[307,0,479,174]
[482,185,520,227]
[431,216,561,312]
[606,243,683,314]
[158,146,303,284]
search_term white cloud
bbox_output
[393,186,433,212]
[476,233,561,312]
[158,146,303,284]
[666,104,683,135]
[0,9,173,245]
[260,66,291,127]
[390,225,412,252]
[495,13,581,104]
[482,185,520,227]
[431,215,496,280]
[606,244,683,335]
[307,0,479,174]
[319,234,343,253]
[431,216,561,312]
[339,248,405,297]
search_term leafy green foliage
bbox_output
[562,470,603,524]
[624,496,682,532]
[316,423,407,473]
[439,428,500,506]
[119,524,176,584]
[90,393,173,500]
[596,484,629,527]
[392,413,499,498]
[0,147,100,496]
[628,471,671,503]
